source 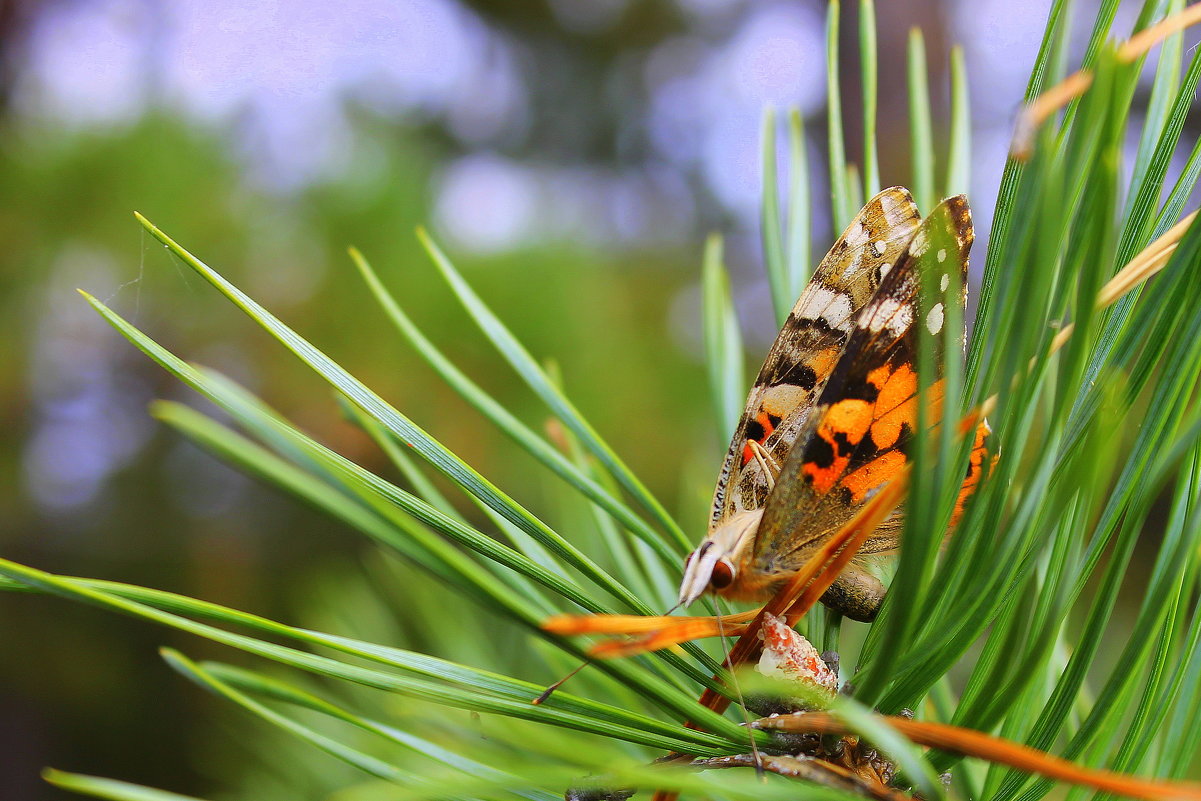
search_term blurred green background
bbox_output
[0,1,1151,798]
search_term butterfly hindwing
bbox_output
[709,187,922,531]
[752,195,974,575]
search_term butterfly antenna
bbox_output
[532,660,589,705]
[714,597,764,780]
[535,602,682,705]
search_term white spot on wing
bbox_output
[927,302,945,335]
[798,286,854,329]
[937,248,947,263]
[940,273,950,292]
[879,193,899,217]
[872,240,887,256]
[844,222,869,247]
[909,230,930,257]
[761,384,809,417]
[865,297,913,336]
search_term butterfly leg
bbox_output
[746,438,782,489]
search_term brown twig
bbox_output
[692,753,915,801]
[758,712,1201,801]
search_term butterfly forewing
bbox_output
[709,187,922,530]
[753,195,974,573]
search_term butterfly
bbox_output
[678,186,987,622]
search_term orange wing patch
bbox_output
[742,411,780,465]
[952,420,994,527]
[867,363,918,449]
[842,450,908,504]
[801,399,874,493]
[801,362,920,499]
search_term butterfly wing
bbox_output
[709,187,922,531]
[750,195,974,583]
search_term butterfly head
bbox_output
[676,509,763,608]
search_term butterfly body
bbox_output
[679,187,977,621]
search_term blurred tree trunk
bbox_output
[0,0,45,115]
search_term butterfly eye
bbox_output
[709,559,735,590]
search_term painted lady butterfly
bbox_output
[678,187,987,621]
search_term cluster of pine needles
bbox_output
[6,1,1201,800]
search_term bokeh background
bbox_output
[0,1,1176,799]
